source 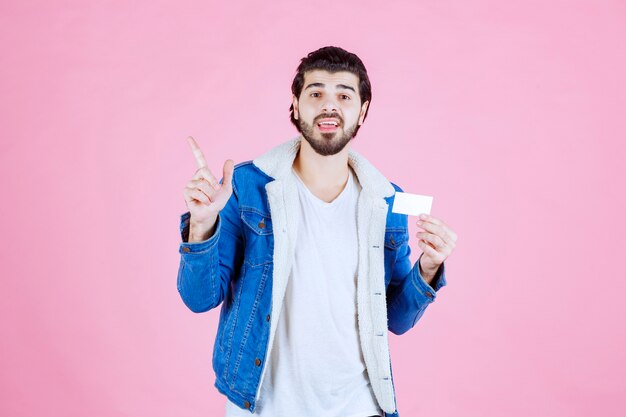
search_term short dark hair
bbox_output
[289,46,372,134]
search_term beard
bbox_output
[298,115,358,156]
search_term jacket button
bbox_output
[244,400,251,409]
[266,314,270,322]
[426,292,434,298]
[255,358,261,366]
[182,247,190,253]
[258,220,265,228]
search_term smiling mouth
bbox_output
[317,120,340,132]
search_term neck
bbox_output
[293,136,351,191]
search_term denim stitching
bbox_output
[383,229,408,249]
[240,214,273,236]
[241,263,270,394]
[230,262,267,388]
[239,205,271,217]
[223,262,246,384]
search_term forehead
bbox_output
[302,70,360,91]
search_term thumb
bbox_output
[221,159,235,188]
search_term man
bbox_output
[178,46,457,417]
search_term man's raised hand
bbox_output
[183,136,234,235]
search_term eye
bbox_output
[311,92,321,97]
[340,94,351,100]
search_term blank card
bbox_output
[391,192,433,216]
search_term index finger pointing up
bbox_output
[186,136,208,168]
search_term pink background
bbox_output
[1,1,625,416]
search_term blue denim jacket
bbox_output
[177,136,447,416]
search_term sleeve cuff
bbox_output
[178,211,221,254]
[413,256,447,300]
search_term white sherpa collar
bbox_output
[252,135,396,199]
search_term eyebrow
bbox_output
[303,82,356,94]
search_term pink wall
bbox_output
[1,1,624,416]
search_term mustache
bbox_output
[315,113,342,124]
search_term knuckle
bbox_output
[202,182,215,195]
[192,190,205,202]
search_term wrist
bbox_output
[189,214,218,242]
[418,255,438,283]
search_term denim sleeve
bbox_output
[386,214,447,335]
[176,175,244,313]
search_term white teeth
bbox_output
[319,121,337,126]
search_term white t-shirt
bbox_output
[225,166,382,417]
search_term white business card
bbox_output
[391,192,433,216]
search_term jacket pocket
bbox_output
[384,227,408,250]
[239,207,274,267]
[384,228,408,285]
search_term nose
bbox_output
[321,98,339,114]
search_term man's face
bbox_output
[292,70,369,156]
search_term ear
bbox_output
[292,94,299,120]
[358,100,369,125]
